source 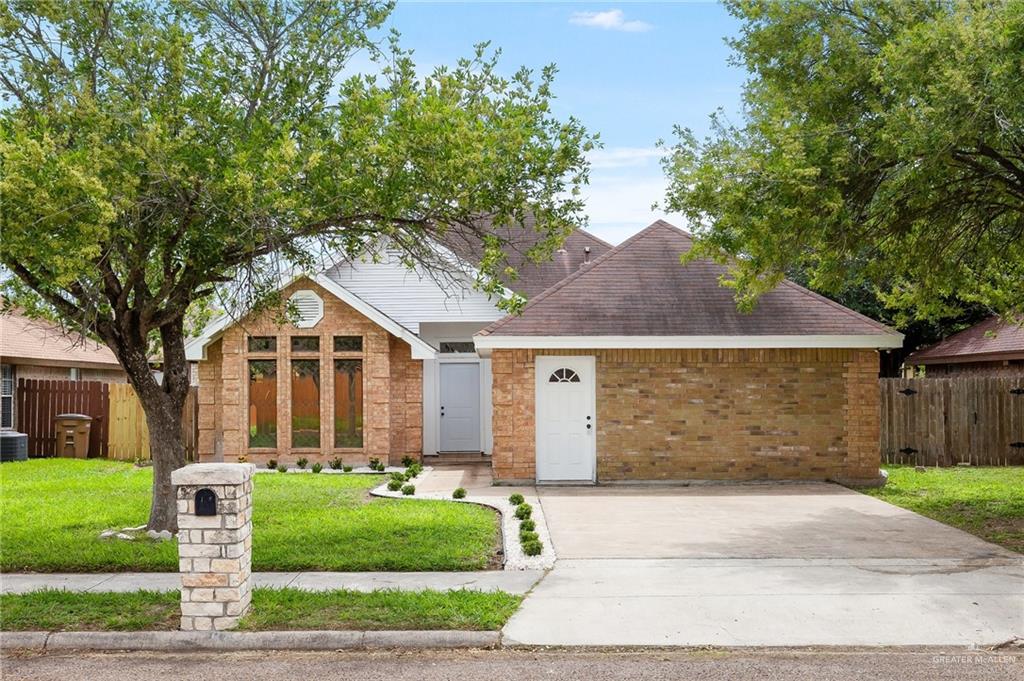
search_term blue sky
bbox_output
[382,2,747,243]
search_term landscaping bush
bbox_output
[401,484,415,496]
[329,457,343,470]
[296,457,309,469]
[311,463,323,474]
[519,530,539,543]
[522,540,543,556]
[276,463,288,473]
[519,519,535,532]
[401,456,416,468]
[508,493,525,506]
[452,488,467,499]
[266,459,277,470]
[342,465,353,473]
[369,457,382,470]
[390,472,407,483]
[387,479,403,491]
[514,503,532,520]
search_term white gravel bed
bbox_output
[369,469,556,571]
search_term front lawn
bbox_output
[0,588,522,631]
[865,465,1024,553]
[0,459,499,572]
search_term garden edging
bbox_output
[369,470,556,571]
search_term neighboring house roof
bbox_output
[0,308,123,369]
[905,316,1024,365]
[437,217,613,298]
[475,220,903,351]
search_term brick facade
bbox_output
[491,348,881,483]
[196,278,423,467]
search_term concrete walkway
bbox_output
[1,570,543,595]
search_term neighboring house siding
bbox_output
[491,348,880,483]
[921,361,1024,377]
[197,278,423,466]
[14,364,127,383]
[323,256,502,333]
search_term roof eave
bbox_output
[472,333,905,357]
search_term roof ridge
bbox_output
[479,221,680,336]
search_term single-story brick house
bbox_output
[186,220,902,484]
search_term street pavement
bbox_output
[2,648,1021,680]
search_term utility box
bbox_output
[54,414,93,458]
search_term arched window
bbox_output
[548,368,581,383]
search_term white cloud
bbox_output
[581,170,686,245]
[587,146,665,170]
[569,9,653,33]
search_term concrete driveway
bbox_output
[503,483,1024,647]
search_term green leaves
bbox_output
[663,0,1024,322]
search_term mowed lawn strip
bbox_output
[0,460,499,572]
[865,465,1024,553]
[0,588,522,632]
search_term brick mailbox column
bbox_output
[171,463,255,631]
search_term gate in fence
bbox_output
[880,376,1024,466]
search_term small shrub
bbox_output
[296,457,308,469]
[329,457,344,470]
[276,463,288,473]
[390,471,406,483]
[519,519,535,532]
[514,503,532,520]
[508,493,525,505]
[342,465,353,473]
[387,479,403,491]
[368,457,381,469]
[452,487,467,499]
[519,530,539,543]
[401,456,416,467]
[266,459,278,470]
[401,484,416,495]
[311,462,323,474]
[522,540,543,556]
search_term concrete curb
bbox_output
[2,630,500,652]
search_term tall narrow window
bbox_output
[248,360,277,447]
[291,359,320,448]
[334,359,363,447]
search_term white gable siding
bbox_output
[323,256,503,333]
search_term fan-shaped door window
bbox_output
[548,367,581,383]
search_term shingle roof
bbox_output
[0,308,123,368]
[436,215,612,298]
[906,316,1024,364]
[479,220,900,339]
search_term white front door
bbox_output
[439,362,481,452]
[535,356,596,482]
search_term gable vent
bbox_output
[289,290,324,328]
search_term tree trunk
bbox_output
[106,316,192,533]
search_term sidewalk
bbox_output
[1,570,542,595]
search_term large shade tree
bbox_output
[0,0,593,530]
[663,0,1024,324]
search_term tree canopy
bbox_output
[662,0,1024,324]
[0,0,594,530]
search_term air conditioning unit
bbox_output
[0,431,28,462]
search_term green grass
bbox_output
[0,459,499,572]
[865,465,1024,553]
[0,588,522,632]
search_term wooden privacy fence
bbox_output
[16,379,110,457]
[107,384,198,461]
[880,377,1024,466]
[16,379,197,461]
